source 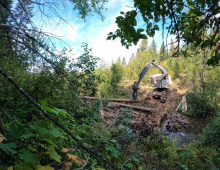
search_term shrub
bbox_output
[185,92,216,117]
[202,111,220,147]
[178,143,218,170]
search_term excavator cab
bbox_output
[150,74,172,88]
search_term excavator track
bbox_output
[145,88,177,103]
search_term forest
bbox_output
[0,0,219,169]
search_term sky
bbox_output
[32,0,175,66]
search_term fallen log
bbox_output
[116,103,157,112]
[81,96,143,103]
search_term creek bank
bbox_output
[160,112,210,147]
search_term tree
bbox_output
[0,0,113,168]
[117,56,122,65]
[110,63,123,90]
[159,42,168,62]
[13,0,34,28]
[0,0,12,24]
[129,53,135,63]
[108,0,220,66]
[150,38,157,59]
[122,57,126,65]
[140,39,148,51]
[170,38,176,56]
[151,39,157,53]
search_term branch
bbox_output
[0,107,29,133]
[0,66,115,169]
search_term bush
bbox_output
[185,92,216,117]
[178,143,218,170]
[202,111,220,147]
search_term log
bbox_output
[116,103,157,112]
[81,96,143,103]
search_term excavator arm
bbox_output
[131,60,168,100]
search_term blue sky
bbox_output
[32,0,175,66]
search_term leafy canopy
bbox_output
[108,0,220,66]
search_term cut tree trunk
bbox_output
[81,96,143,103]
[116,103,157,112]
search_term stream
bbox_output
[160,115,210,147]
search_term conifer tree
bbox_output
[159,42,168,62]
[13,0,34,28]
[129,53,135,63]
[151,39,157,53]
[170,38,176,56]
[150,38,157,59]
[122,57,126,65]
[117,56,121,65]
[140,39,148,51]
[0,0,12,24]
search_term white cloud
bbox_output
[89,23,140,64]
[32,0,172,65]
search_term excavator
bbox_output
[131,60,176,103]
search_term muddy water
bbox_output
[160,115,210,147]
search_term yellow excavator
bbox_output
[131,60,176,103]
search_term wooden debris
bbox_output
[116,103,157,112]
[81,96,143,103]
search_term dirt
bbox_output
[83,84,191,137]
[82,77,191,137]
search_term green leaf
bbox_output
[120,11,124,15]
[48,145,61,162]
[109,139,117,143]
[19,133,37,139]
[107,36,112,40]
[30,124,48,135]
[14,163,32,170]
[42,138,56,146]
[132,157,139,163]
[41,106,68,117]
[39,98,52,106]
[137,28,144,33]
[0,142,17,154]
[49,128,64,138]
[125,163,133,168]
[36,165,54,170]
[56,108,69,117]
[41,106,57,114]
[19,148,40,164]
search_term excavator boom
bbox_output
[131,60,175,102]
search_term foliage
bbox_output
[70,0,107,20]
[0,0,220,168]
[74,43,101,95]
[97,62,123,97]
[109,0,220,66]
[110,63,123,90]
[107,10,147,48]
[178,143,218,170]
[202,111,220,148]
[185,92,216,117]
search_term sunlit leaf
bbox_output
[61,148,74,152]
[0,134,6,143]
[67,154,77,161]
[48,145,61,162]
[7,166,13,170]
